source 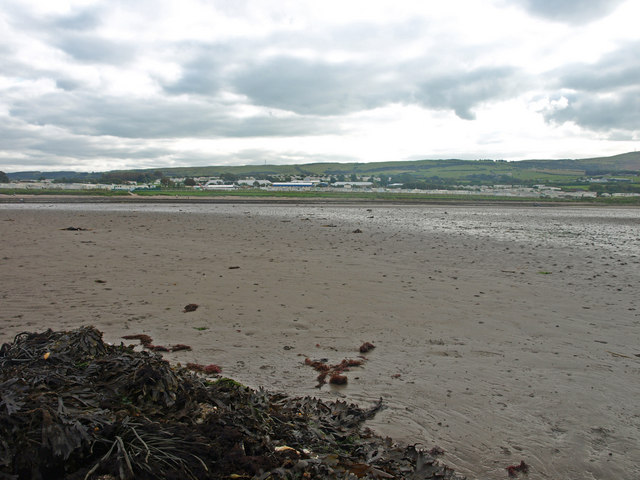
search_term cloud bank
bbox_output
[1,0,639,171]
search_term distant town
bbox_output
[2,152,639,199]
[2,172,639,199]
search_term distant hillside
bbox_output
[7,171,95,181]
[517,151,640,174]
[7,152,640,185]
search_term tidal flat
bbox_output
[1,203,639,479]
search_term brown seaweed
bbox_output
[329,374,348,385]
[186,363,222,375]
[304,356,365,388]
[121,335,191,353]
[122,334,153,347]
[506,460,529,477]
[170,344,192,352]
[359,342,375,353]
[1,326,464,480]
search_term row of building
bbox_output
[2,178,638,198]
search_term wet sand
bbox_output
[1,203,639,479]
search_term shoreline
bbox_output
[0,192,633,208]
[2,204,639,479]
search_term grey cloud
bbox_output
[163,45,227,95]
[557,42,640,92]
[54,34,135,64]
[414,66,523,120]
[167,16,432,107]
[545,90,640,132]
[1,106,353,170]
[52,8,104,31]
[173,148,359,167]
[606,130,639,141]
[5,2,134,65]
[0,118,40,152]
[28,138,173,164]
[513,0,626,24]
[1,50,89,93]
[232,57,389,115]
[6,0,634,171]
[0,117,188,172]
[55,78,83,91]
[50,8,135,65]
[544,42,640,133]
[8,91,338,139]
[0,123,92,172]
[233,55,522,120]
[159,16,514,120]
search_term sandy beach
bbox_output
[1,202,639,479]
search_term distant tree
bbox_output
[0,171,10,183]
[160,176,174,187]
[220,173,239,183]
[329,176,337,184]
[589,182,640,194]
[350,173,358,182]
[498,174,515,184]
[403,180,428,190]
[184,177,196,186]
[390,173,416,184]
[253,180,260,187]
[337,174,345,182]
[136,173,153,183]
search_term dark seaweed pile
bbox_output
[0,327,464,479]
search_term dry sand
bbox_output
[1,202,639,479]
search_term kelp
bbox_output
[1,326,464,479]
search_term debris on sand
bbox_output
[122,333,192,353]
[60,226,90,231]
[170,344,192,352]
[122,333,153,347]
[429,446,445,456]
[0,326,464,479]
[359,342,376,353]
[183,303,199,313]
[147,344,170,352]
[506,460,529,477]
[186,362,222,374]
[329,374,348,385]
[305,357,365,388]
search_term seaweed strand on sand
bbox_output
[0,326,464,479]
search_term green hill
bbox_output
[517,151,640,174]
[7,152,640,188]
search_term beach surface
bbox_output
[1,202,639,479]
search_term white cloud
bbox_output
[0,0,638,172]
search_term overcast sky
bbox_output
[1,0,639,172]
